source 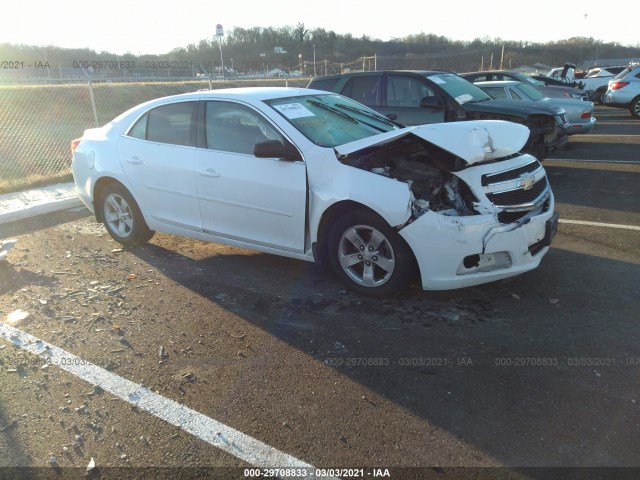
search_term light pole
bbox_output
[216,24,224,79]
[313,44,316,77]
[260,53,266,77]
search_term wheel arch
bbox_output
[313,200,419,275]
[92,176,134,224]
[629,94,640,118]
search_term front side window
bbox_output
[265,94,398,148]
[205,101,284,155]
[387,75,435,107]
[128,102,194,146]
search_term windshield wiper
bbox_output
[307,99,358,123]
[334,103,401,128]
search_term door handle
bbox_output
[126,156,142,165]
[199,168,220,177]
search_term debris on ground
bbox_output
[6,309,31,326]
[86,457,96,473]
[0,239,17,262]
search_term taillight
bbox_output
[610,81,629,90]
[581,111,591,119]
[71,138,82,155]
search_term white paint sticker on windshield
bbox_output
[430,75,446,84]
[455,93,474,104]
[273,103,315,119]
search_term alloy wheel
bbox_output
[337,225,396,287]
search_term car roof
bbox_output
[461,70,517,75]
[474,80,521,87]
[153,86,327,102]
[310,70,449,80]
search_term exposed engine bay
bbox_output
[338,134,479,217]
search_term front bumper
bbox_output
[400,200,557,290]
[566,116,597,135]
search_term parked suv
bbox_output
[603,66,640,118]
[308,71,569,159]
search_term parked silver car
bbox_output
[603,66,640,118]
[477,80,596,135]
[461,70,589,101]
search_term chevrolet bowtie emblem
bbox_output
[519,174,536,190]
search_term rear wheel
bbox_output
[597,89,607,105]
[327,211,416,296]
[98,183,154,246]
[629,97,640,119]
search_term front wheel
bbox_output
[629,97,640,119]
[327,212,416,296]
[98,183,154,246]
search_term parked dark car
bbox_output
[308,70,568,159]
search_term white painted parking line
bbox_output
[548,159,640,165]
[0,323,337,479]
[559,219,640,231]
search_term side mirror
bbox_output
[386,113,398,120]
[419,96,444,109]
[254,140,301,161]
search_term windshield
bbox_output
[515,83,546,101]
[513,73,545,87]
[425,73,492,105]
[265,94,399,147]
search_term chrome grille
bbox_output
[482,160,550,212]
[487,178,549,207]
[482,160,541,186]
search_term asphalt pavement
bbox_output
[1,105,639,480]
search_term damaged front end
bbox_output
[335,120,557,290]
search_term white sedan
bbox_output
[72,87,558,295]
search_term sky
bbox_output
[1,0,638,55]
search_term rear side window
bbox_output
[341,75,381,106]
[484,87,508,99]
[509,89,523,100]
[308,77,341,92]
[128,102,194,146]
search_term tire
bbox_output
[597,89,607,105]
[327,211,416,296]
[98,183,154,246]
[629,97,640,119]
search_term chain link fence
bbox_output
[0,77,308,194]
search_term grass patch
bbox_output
[0,172,73,195]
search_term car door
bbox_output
[194,100,307,253]
[117,101,201,232]
[379,74,446,125]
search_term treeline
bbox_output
[2,24,639,75]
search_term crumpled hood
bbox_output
[335,120,530,165]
